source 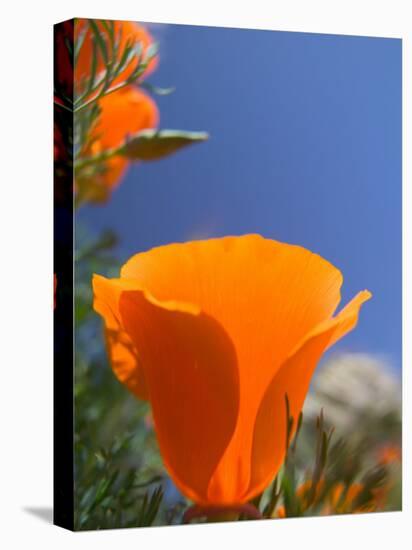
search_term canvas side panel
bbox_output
[53,19,74,531]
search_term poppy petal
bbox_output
[93,275,148,399]
[93,87,159,151]
[245,290,372,502]
[94,274,241,504]
[120,235,343,373]
[117,287,240,504]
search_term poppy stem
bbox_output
[183,503,262,524]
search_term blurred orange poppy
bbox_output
[76,86,159,202]
[93,235,371,507]
[376,443,401,466]
[276,479,386,517]
[275,479,324,517]
[92,87,159,152]
[75,19,158,93]
[327,481,388,514]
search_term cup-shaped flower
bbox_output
[76,86,159,202]
[92,235,371,507]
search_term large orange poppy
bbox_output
[93,235,371,507]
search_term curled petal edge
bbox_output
[243,290,372,503]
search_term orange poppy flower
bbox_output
[92,235,371,508]
[75,19,158,93]
[76,86,159,202]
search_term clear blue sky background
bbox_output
[79,24,402,372]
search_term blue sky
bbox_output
[79,24,402,372]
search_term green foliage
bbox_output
[74,227,173,530]
[75,429,165,530]
[120,129,209,161]
[255,399,401,520]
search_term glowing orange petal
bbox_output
[93,275,240,504]
[121,236,343,367]
[75,19,158,91]
[93,275,148,399]
[121,235,344,502]
[245,290,371,502]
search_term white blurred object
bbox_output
[303,353,401,434]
